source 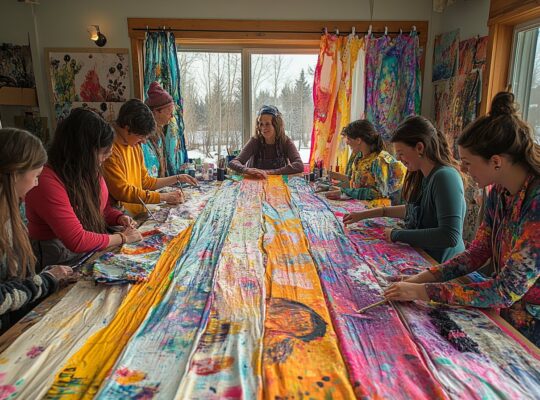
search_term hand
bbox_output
[45,265,78,286]
[123,227,143,243]
[325,190,342,200]
[383,228,394,242]
[176,174,198,186]
[245,168,267,179]
[161,190,184,205]
[118,215,137,229]
[384,282,429,302]
[343,210,370,225]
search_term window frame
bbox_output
[128,18,428,145]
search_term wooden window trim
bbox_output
[482,1,540,114]
[127,18,428,98]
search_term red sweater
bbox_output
[26,165,123,253]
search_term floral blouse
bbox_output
[426,173,540,345]
[342,150,406,204]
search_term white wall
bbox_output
[0,0,453,127]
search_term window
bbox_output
[511,20,540,142]
[178,49,317,162]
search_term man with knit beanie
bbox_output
[142,81,176,178]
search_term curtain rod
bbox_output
[132,27,421,36]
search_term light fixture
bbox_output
[87,25,107,47]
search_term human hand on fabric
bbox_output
[325,190,342,200]
[245,168,268,179]
[383,228,394,242]
[343,210,370,225]
[118,215,137,229]
[384,282,429,302]
[123,227,143,243]
[161,190,185,205]
[176,173,198,186]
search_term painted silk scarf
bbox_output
[310,33,365,172]
[6,177,537,399]
[365,33,421,140]
[142,31,187,175]
[325,197,540,398]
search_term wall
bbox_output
[1,0,442,128]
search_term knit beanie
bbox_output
[145,81,173,109]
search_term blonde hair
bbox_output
[0,128,47,277]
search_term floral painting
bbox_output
[46,48,129,124]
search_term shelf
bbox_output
[0,87,38,106]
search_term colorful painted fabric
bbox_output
[174,179,266,399]
[261,176,355,399]
[46,227,193,399]
[310,33,365,172]
[432,30,459,81]
[141,134,165,178]
[95,182,240,399]
[0,281,128,399]
[144,31,187,175]
[426,174,540,346]
[288,178,446,399]
[92,184,216,284]
[342,149,406,204]
[325,195,540,397]
[365,33,421,140]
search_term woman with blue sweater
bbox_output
[344,116,466,263]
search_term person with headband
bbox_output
[344,116,466,263]
[384,92,540,347]
[325,119,406,205]
[228,105,304,178]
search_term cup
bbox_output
[217,168,225,181]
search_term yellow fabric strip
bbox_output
[261,176,355,399]
[45,225,193,399]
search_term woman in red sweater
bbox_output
[26,108,142,268]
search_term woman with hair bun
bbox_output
[325,119,406,204]
[385,92,540,346]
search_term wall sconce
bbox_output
[87,25,107,47]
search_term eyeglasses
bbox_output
[257,105,281,117]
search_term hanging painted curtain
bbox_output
[309,33,365,172]
[365,33,421,141]
[142,31,187,176]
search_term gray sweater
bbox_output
[391,166,466,263]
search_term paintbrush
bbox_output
[71,247,100,270]
[355,299,388,314]
[137,195,156,220]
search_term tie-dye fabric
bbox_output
[0,282,128,399]
[92,184,216,284]
[365,34,421,140]
[310,34,365,172]
[9,177,538,399]
[143,31,187,175]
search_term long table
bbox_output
[0,176,538,399]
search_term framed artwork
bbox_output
[45,48,129,126]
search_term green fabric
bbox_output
[391,166,466,263]
[342,187,376,200]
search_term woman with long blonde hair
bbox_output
[0,128,73,332]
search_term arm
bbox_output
[426,193,540,308]
[25,173,111,253]
[391,169,464,248]
[102,147,161,205]
[267,139,304,175]
[228,138,258,174]
[342,187,380,200]
[0,272,58,317]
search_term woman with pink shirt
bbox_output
[25,108,142,268]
